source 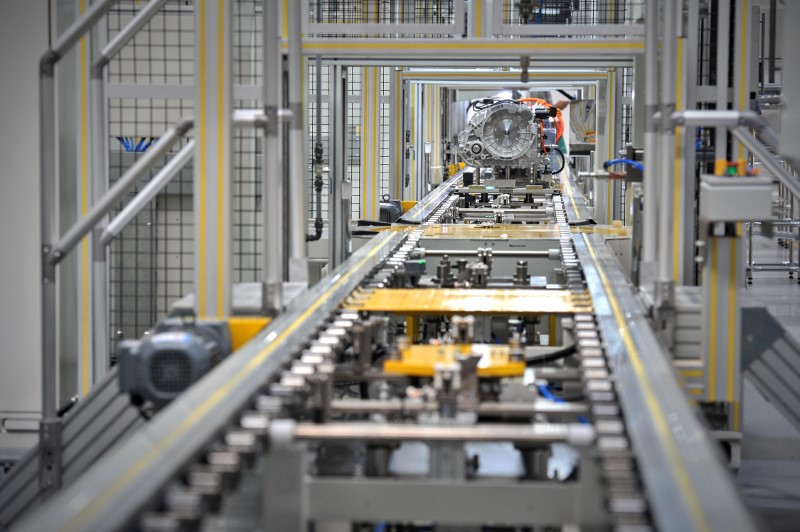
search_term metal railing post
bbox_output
[263,0,284,312]
[641,0,659,269]
[89,0,170,382]
[287,0,309,283]
[657,0,677,287]
[38,0,119,491]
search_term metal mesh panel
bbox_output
[306,0,459,39]
[106,1,272,346]
[234,0,263,85]
[695,5,717,173]
[621,67,633,146]
[348,69,362,219]
[380,68,391,197]
[502,0,645,25]
[104,1,406,348]
[233,100,264,283]
[107,1,195,85]
[107,97,194,348]
[108,0,264,86]
[309,0,457,24]
[308,63,331,223]
[697,0,716,87]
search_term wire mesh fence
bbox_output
[102,0,627,347]
[105,1,397,345]
[501,0,645,26]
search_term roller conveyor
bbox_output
[14,171,757,532]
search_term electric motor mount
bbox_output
[118,317,231,408]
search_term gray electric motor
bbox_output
[118,318,231,407]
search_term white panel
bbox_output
[0,0,49,417]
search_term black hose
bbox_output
[57,395,79,417]
[525,343,577,366]
[550,146,566,175]
[467,98,521,114]
[306,52,324,243]
[568,218,596,227]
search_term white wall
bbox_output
[0,0,49,418]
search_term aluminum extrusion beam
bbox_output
[329,64,349,267]
[262,0,284,311]
[399,70,608,83]
[658,0,678,283]
[287,0,308,282]
[574,233,757,532]
[194,0,233,317]
[15,230,407,532]
[300,39,645,61]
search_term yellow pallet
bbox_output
[384,343,524,377]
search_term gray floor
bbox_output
[741,235,800,531]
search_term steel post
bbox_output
[89,71,108,383]
[287,0,309,283]
[263,0,284,312]
[329,65,349,268]
[38,0,118,490]
[657,0,677,285]
[193,0,233,318]
[715,0,731,162]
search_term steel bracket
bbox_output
[264,105,279,136]
[38,418,63,491]
[41,245,56,283]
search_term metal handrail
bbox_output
[99,140,195,247]
[49,119,193,265]
[39,0,120,425]
[670,110,800,200]
[96,108,295,249]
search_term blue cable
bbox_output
[603,158,644,172]
[537,384,589,424]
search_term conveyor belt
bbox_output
[399,169,466,224]
[15,170,757,532]
[15,231,407,532]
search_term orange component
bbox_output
[516,97,564,142]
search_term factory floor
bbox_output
[740,235,800,531]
